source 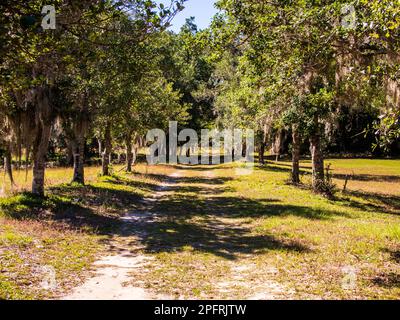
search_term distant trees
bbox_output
[0,0,188,196]
[0,0,398,199]
[212,0,400,194]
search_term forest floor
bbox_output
[0,159,399,299]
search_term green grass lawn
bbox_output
[0,164,172,299]
[128,159,400,299]
[0,159,399,299]
[277,158,400,196]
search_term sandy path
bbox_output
[62,172,180,300]
[202,169,293,300]
[62,168,291,300]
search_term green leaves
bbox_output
[373,109,400,152]
[210,0,400,153]
[19,15,38,29]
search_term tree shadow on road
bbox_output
[339,190,400,215]
[128,217,311,260]
[116,168,356,260]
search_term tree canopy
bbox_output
[0,0,399,197]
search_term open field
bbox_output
[280,158,400,196]
[0,159,399,299]
[0,164,174,299]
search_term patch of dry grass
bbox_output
[0,163,172,299]
[128,159,400,300]
[0,217,103,299]
[1,159,399,300]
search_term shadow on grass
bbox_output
[382,248,400,264]
[370,249,400,289]
[0,191,122,235]
[145,172,233,186]
[340,190,400,215]
[0,164,382,262]
[102,174,159,193]
[333,173,400,183]
[261,160,400,184]
[130,218,311,260]
[149,167,350,220]
[115,167,357,260]
[152,194,351,220]
[261,161,311,171]
[169,164,228,172]
[258,161,400,215]
[0,174,157,235]
[372,273,400,289]
[258,162,313,179]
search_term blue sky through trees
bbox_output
[157,0,218,32]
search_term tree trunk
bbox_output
[102,125,111,176]
[32,88,52,197]
[291,124,301,184]
[261,122,269,165]
[259,142,265,164]
[272,129,283,162]
[66,141,74,166]
[125,135,133,173]
[17,143,22,170]
[98,139,102,157]
[242,141,247,157]
[310,120,325,192]
[4,146,14,186]
[134,146,138,164]
[32,124,51,196]
[72,137,85,184]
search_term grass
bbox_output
[0,163,173,299]
[127,159,400,300]
[0,220,101,299]
[275,158,400,196]
[0,159,399,300]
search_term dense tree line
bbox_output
[0,0,192,196]
[1,0,399,198]
[208,0,400,194]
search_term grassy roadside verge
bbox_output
[128,159,400,299]
[1,159,399,299]
[0,164,169,299]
